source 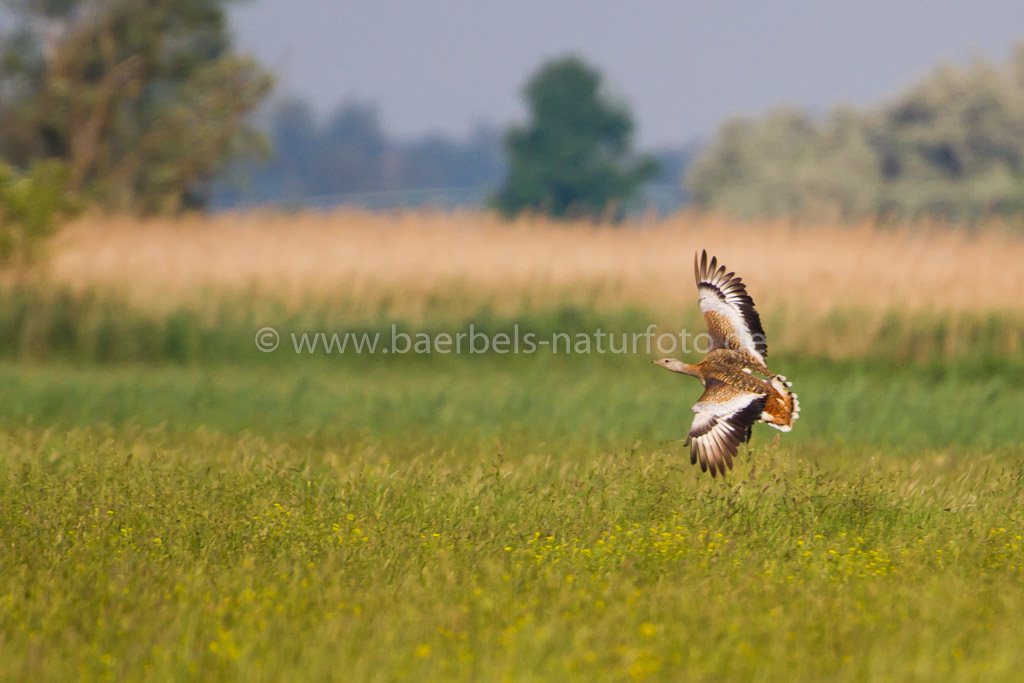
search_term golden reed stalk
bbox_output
[49,209,1024,317]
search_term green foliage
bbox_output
[0,160,78,265]
[689,44,1024,222]
[0,0,273,212]
[494,56,660,220]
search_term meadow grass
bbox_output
[0,355,1021,453]
[1,350,1023,681]
[2,211,1023,680]
[1,424,1022,681]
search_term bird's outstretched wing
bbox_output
[686,379,766,477]
[695,250,768,365]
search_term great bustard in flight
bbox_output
[653,250,799,477]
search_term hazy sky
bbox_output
[230,1,1024,148]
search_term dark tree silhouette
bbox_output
[494,56,659,220]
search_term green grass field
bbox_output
[1,293,1023,681]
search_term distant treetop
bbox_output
[494,56,660,221]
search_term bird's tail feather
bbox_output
[760,375,799,432]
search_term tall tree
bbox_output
[494,56,659,219]
[0,0,273,212]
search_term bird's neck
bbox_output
[669,360,701,378]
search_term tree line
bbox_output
[687,44,1024,223]
[0,1,668,242]
[212,99,506,209]
[4,0,1023,258]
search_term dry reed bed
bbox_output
[50,210,1024,317]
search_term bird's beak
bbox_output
[650,360,658,364]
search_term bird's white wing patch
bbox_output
[695,250,768,364]
[686,390,767,478]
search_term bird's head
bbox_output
[652,357,688,373]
